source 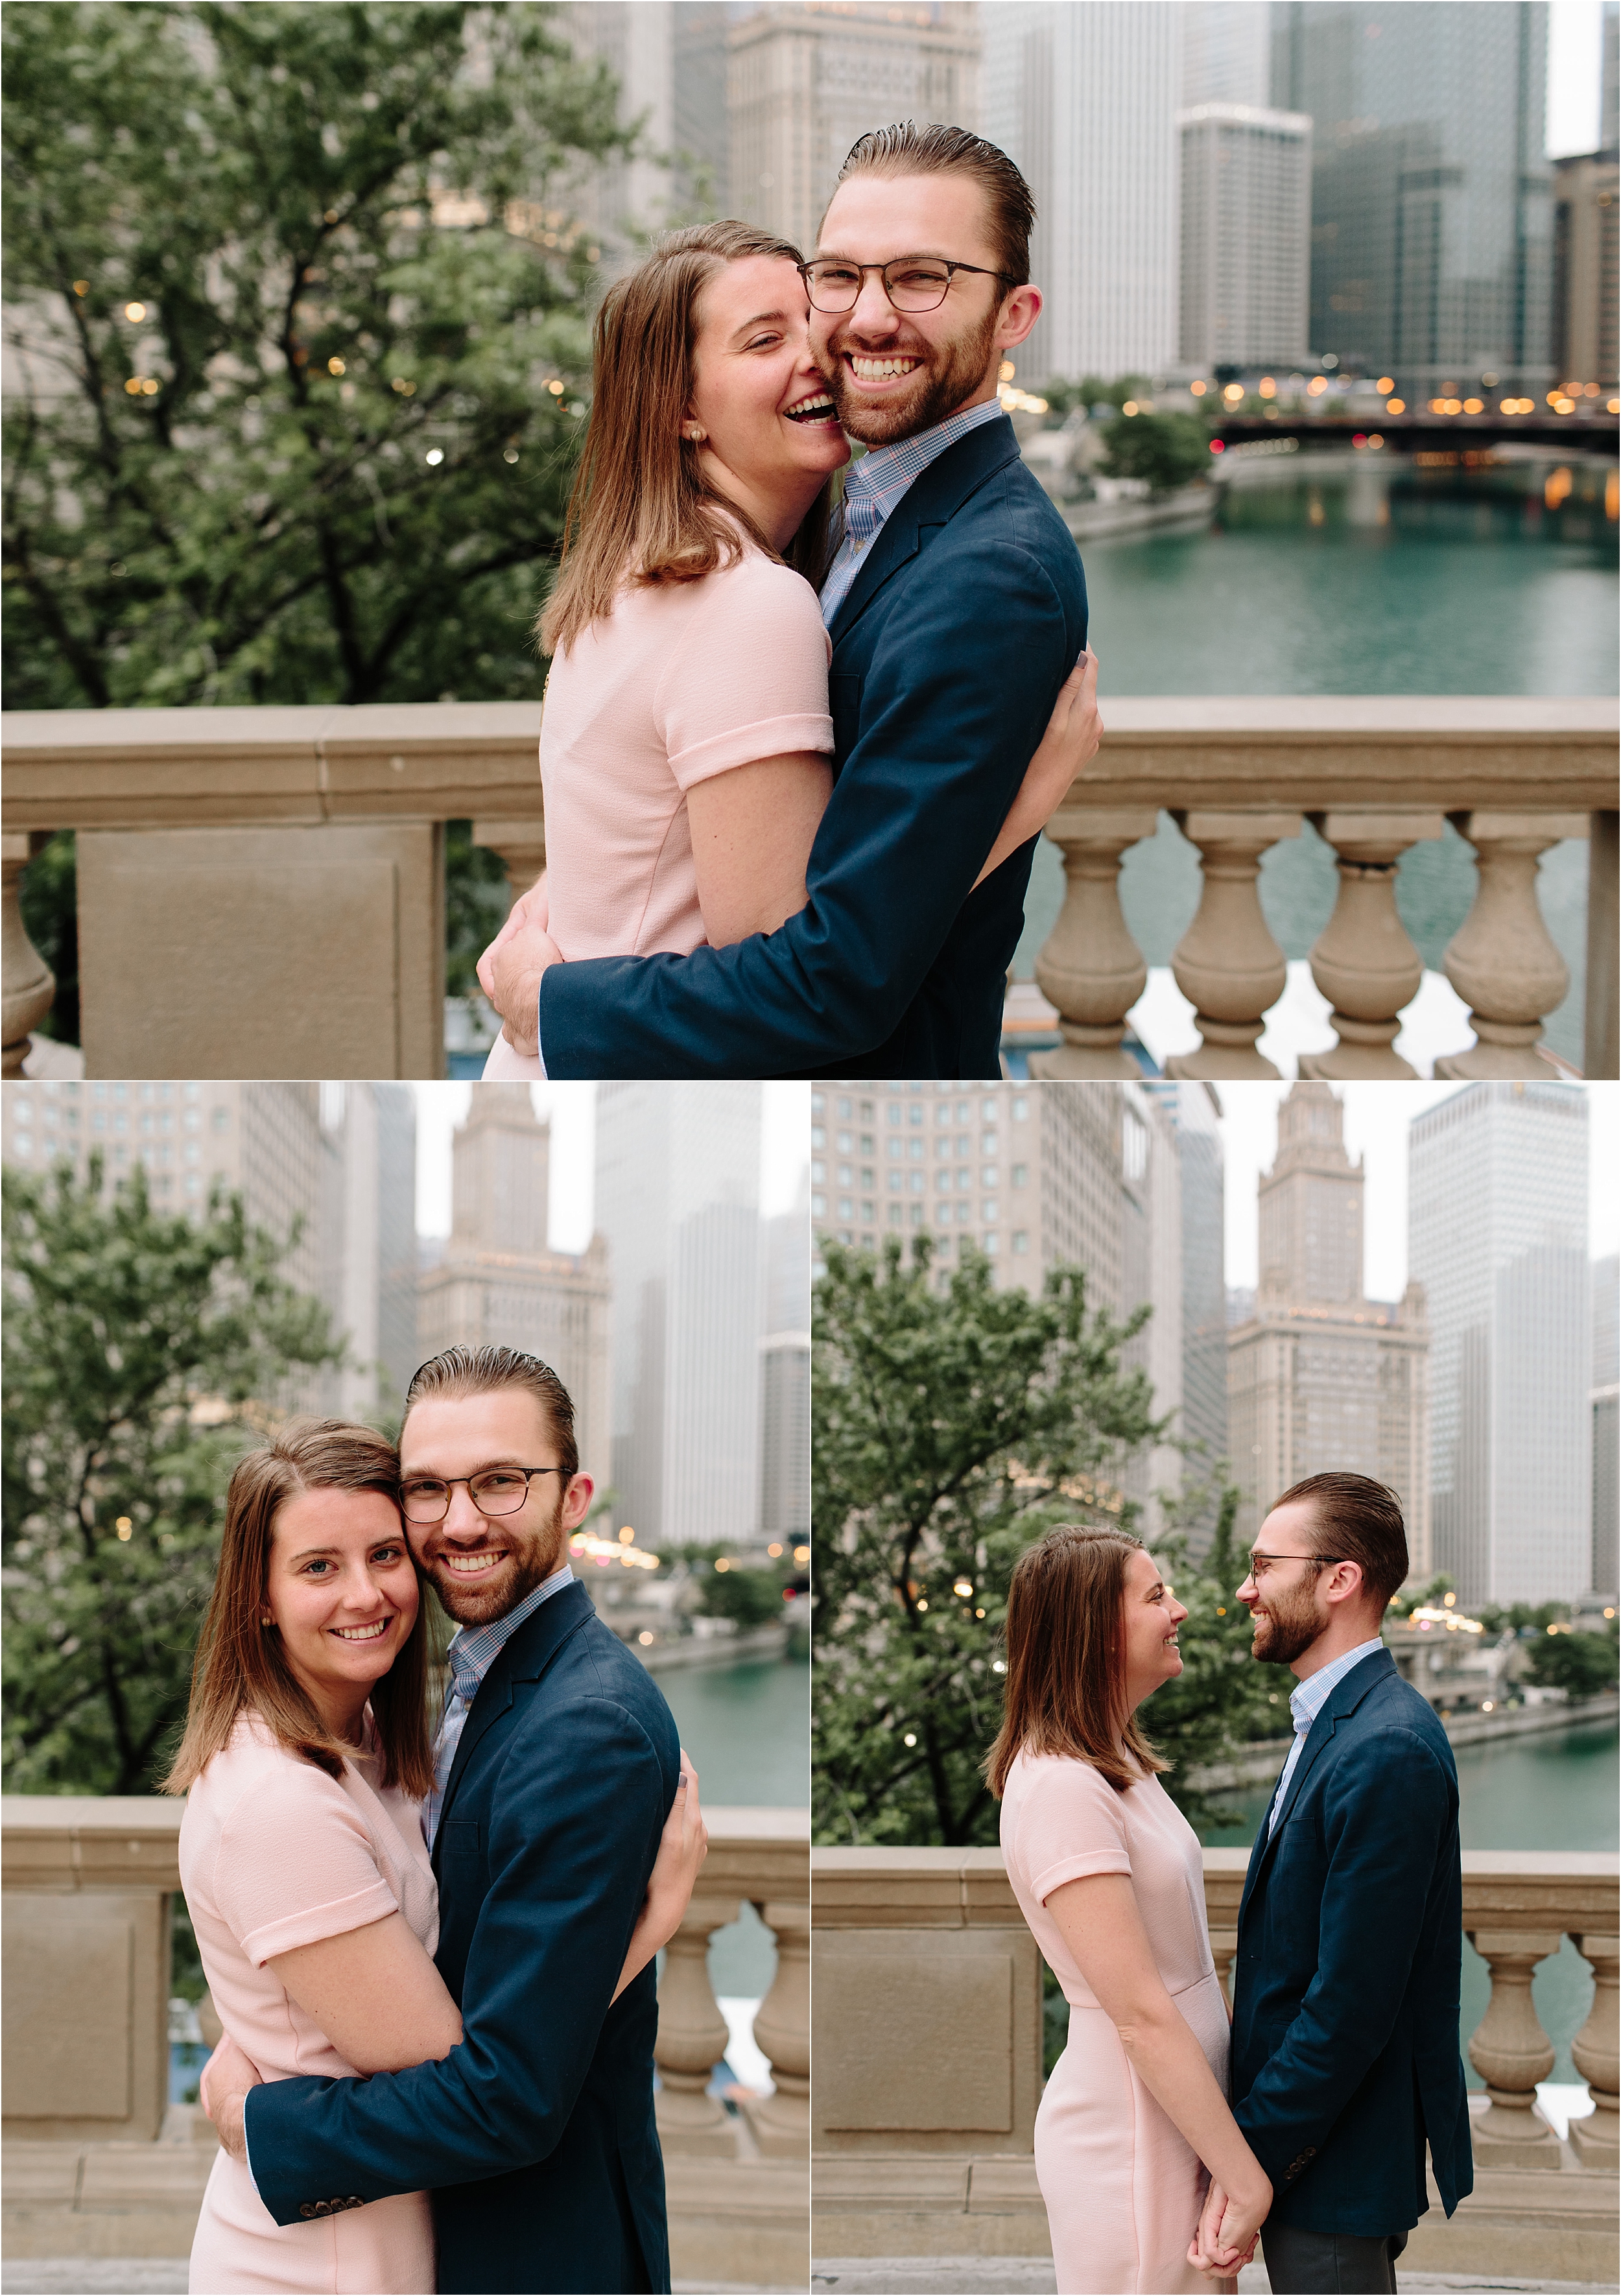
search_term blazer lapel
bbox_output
[1236,1647,1397,1923]
[827,412,1024,648]
[432,1579,595,1849]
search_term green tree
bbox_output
[812,1237,1163,1848]
[1098,410,1211,497]
[1525,1628,1619,1700]
[3,1157,342,1794]
[2,1,626,713]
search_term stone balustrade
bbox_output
[1,1795,808,2288]
[1028,698,1618,1082]
[3,698,1615,1080]
[0,703,545,1078]
[810,1844,1619,2279]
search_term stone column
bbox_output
[1163,811,1301,1080]
[1299,812,1445,1080]
[1209,1929,1238,2011]
[654,1894,740,2157]
[740,1897,809,2158]
[1436,814,1589,1080]
[2,832,56,1080]
[1465,1930,1563,2168]
[1570,1933,1620,2171]
[1029,809,1157,1080]
[471,818,547,913]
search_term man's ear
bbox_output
[562,1472,595,1532]
[995,283,1043,353]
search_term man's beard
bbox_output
[825,302,1001,446]
[421,1497,565,1627]
[1249,1578,1325,1666]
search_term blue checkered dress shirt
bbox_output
[818,395,1007,626]
[421,1563,574,1851]
[1266,1636,1386,1837]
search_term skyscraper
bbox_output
[1408,1082,1591,1606]
[1180,0,1273,109]
[1228,1085,1430,1567]
[1552,150,1619,388]
[595,1082,763,1547]
[1270,0,1554,394]
[417,1088,610,1476]
[760,1166,810,1543]
[564,1,678,252]
[1148,1080,1229,1553]
[1178,102,1312,370]
[982,1,1181,383]
[728,2,980,259]
[322,1082,419,1419]
[1592,1253,1618,1599]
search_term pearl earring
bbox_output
[685,425,706,442]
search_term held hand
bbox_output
[1023,645,1103,822]
[475,870,549,1004]
[646,1754,708,1949]
[487,916,562,1058]
[214,2088,251,2166]
[1187,2175,1264,2276]
[199,2031,261,2129]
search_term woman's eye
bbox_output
[373,1546,403,1564]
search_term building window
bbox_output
[838,1196,853,1219]
[982,1100,998,1124]
[982,1164,998,1189]
[860,1165,873,1188]
[862,1231,875,1248]
[211,1107,228,1131]
[838,1162,852,1185]
[982,1200,999,1224]
[981,1131,997,1155]
[811,1124,826,1148]
[1013,1230,1030,1254]
[812,1159,826,1183]
[910,1204,925,1226]
[936,1168,952,1194]
[908,1138,923,1161]
[811,1192,827,1218]
[1012,1096,1028,1119]
[859,1133,873,1154]
[1012,1163,1028,1188]
[910,1170,924,1194]
[888,1203,903,1227]
[838,1097,852,1119]
[859,1101,874,1121]
[860,1200,875,1223]
[887,1102,902,1126]
[812,1093,825,1114]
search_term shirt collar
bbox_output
[1288,1636,1386,1731]
[445,1563,574,1696]
[842,393,1005,507]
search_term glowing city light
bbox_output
[425,448,444,465]
[124,302,146,322]
[953,1579,973,1597]
[115,1518,134,1541]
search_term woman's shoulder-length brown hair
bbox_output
[983,1523,1171,1799]
[539,220,833,659]
[163,1419,436,1802]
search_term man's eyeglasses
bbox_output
[800,255,1016,314]
[1246,1552,1346,1580]
[398,1467,569,1524]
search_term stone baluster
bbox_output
[739,1897,810,2157]
[1163,812,1302,1080]
[1298,812,1445,1080]
[1209,1928,1238,2011]
[2,832,56,1080]
[1570,1933,1620,2171]
[471,816,547,913]
[1029,809,1157,1080]
[1465,1930,1564,2168]
[654,1893,740,2157]
[1436,813,1589,1078]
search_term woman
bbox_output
[989,1526,1270,2295]
[477,220,1098,1077]
[167,1420,704,2295]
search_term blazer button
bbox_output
[298,2205,316,2221]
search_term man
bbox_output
[486,122,1090,1080]
[1196,1473,1473,2295]
[215,1345,686,2295]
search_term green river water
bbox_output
[1013,453,1620,1067]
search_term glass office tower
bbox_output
[1270,0,1554,394]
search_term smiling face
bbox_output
[810,171,1041,445]
[1236,1499,1334,1666]
[399,1388,594,1628]
[263,1485,420,1737]
[685,254,849,549]
[1119,1547,1189,1711]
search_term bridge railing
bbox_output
[1,1795,808,2288]
[810,1844,1619,2278]
[3,697,1616,1080]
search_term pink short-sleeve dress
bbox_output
[1000,1750,1232,2295]
[179,1710,439,2294]
[481,541,833,1079]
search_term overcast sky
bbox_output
[1220,1082,1618,1299]
[411,1082,809,1247]
[1548,0,1610,155]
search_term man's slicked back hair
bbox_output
[403,1345,578,1480]
[1272,1471,1409,1610]
[829,123,1036,287]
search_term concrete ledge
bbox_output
[667,2155,808,2290]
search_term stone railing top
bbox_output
[3,698,1614,834]
[1,701,545,832]
[1,1795,807,1898]
[811,1843,1619,1931]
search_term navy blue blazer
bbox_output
[243,1582,681,2295]
[537,411,1087,1079]
[1230,1647,1473,2238]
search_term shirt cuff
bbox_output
[243,2101,259,2196]
[536,995,547,1081]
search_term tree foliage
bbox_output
[1525,1627,1619,1700]
[812,1237,1166,1848]
[2,1157,342,1794]
[2,1,627,711]
[1098,410,1211,497]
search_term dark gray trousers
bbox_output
[1261,2224,1408,2293]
